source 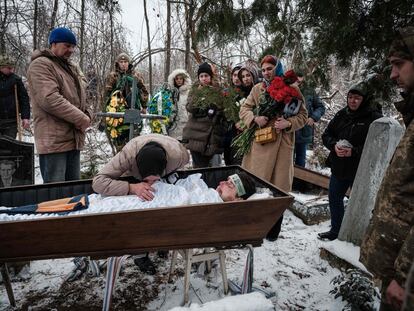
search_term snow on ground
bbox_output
[0,210,350,311]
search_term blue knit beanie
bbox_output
[48,27,77,46]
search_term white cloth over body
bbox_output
[0,174,223,222]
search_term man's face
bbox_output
[118,60,129,72]
[0,163,15,179]
[51,42,76,60]
[232,70,241,86]
[216,178,239,202]
[0,66,14,75]
[143,175,160,185]
[297,76,304,86]
[389,56,414,93]
[199,73,212,86]
[261,62,276,81]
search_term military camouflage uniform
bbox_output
[104,53,149,107]
[103,53,149,150]
[360,27,414,310]
[403,263,414,311]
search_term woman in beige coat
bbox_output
[239,55,307,240]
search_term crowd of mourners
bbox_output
[0,25,413,311]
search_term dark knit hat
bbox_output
[135,142,167,179]
[349,82,368,98]
[48,27,77,46]
[197,62,213,77]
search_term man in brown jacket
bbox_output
[27,27,91,183]
[360,26,414,311]
[92,134,189,200]
[92,133,189,273]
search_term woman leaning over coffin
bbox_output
[238,55,308,241]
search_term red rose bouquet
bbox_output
[231,70,301,157]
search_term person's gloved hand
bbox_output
[207,104,218,118]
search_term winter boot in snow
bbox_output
[317,231,338,241]
[266,214,284,241]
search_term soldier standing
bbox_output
[360,26,414,311]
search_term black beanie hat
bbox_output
[197,62,213,77]
[135,142,167,179]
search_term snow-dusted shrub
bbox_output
[330,269,380,311]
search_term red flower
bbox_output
[266,73,300,104]
[283,70,298,85]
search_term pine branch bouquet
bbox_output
[190,84,224,110]
[231,70,300,157]
[222,87,246,124]
[190,85,243,124]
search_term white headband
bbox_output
[228,174,246,197]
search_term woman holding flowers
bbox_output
[237,55,307,240]
[182,62,229,168]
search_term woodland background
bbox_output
[1,0,413,171]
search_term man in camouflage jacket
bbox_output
[360,27,414,311]
[104,52,149,109]
[103,53,149,150]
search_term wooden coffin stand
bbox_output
[0,166,293,306]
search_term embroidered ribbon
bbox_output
[228,174,246,197]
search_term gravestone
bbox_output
[338,117,404,245]
[289,192,331,225]
[0,135,34,188]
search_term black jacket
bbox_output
[322,104,383,180]
[182,84,228,156]
[0,72,30,128]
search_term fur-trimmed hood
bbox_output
[167,68,192,91]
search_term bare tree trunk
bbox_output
[79,0,85,70]
[189,0,202,64]
[143,0,153,95]
[109,2,114,66]
[33,0,38,50]
[49,0,58,32]
[184,1,191,72]
[164,0,171,81]
[0,0,8,54]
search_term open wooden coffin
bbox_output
[0,166,293,263]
